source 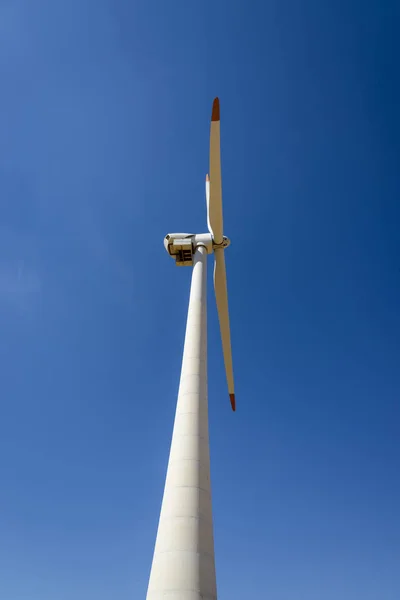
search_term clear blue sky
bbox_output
[0,1,399,598]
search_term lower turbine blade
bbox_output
[214,248,235,411]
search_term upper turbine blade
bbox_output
[208,98,223,245]
[214,247,235,411]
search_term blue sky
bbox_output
[0,0,399,598]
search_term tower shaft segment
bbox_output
[146,245,217,600]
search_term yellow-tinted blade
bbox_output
[214,247,235,411]
[208,98,223,244]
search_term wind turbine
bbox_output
[146,98,235,600]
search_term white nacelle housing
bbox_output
[164,233,214,266]
[164,233,231,266]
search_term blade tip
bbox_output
[206,173,210,182]
[211,97,220,122]
[229,393,236,412]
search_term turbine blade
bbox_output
[208,98,223,244]
[214,247,235,411]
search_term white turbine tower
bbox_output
[146,98,235,600]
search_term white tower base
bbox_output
[146,246,217,600]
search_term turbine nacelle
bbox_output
[164,232,230,266]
